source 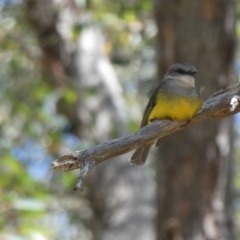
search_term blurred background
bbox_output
[0,0,239,239]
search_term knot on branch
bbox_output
[230,95,240,112]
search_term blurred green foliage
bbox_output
[0,0,155,239]
[3,0,240,239]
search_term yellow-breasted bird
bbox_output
[130,62,203,166]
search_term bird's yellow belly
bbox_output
[148,95,202,124]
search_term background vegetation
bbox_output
[0,0,240,239]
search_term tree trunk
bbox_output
[24,1,155,239]
[77,27,155,240]
[154,0,236,239]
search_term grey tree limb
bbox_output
[51,83,240,191]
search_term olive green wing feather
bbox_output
[130,84,161,166]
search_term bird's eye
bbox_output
[177,69,186,74]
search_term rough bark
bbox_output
[154,0,236,239]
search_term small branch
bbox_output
[73,157,95,191]
[51,83,240,190]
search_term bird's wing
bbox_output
[140,84,161,127]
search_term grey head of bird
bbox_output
[164,62,198,87]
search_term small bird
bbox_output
[130,62,203,166]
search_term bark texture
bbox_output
[154,0,236,239]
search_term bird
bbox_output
[129,62,203,166]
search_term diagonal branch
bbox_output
[51,83,240,191]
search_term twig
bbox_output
[51,83,240,191]
[73,157,95,191]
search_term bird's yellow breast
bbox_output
[148,93,202,124]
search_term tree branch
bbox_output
[51,83,240,191]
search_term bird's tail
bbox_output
[155,136,169,148]
[129,144,151,166]
[130,137,169,166]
